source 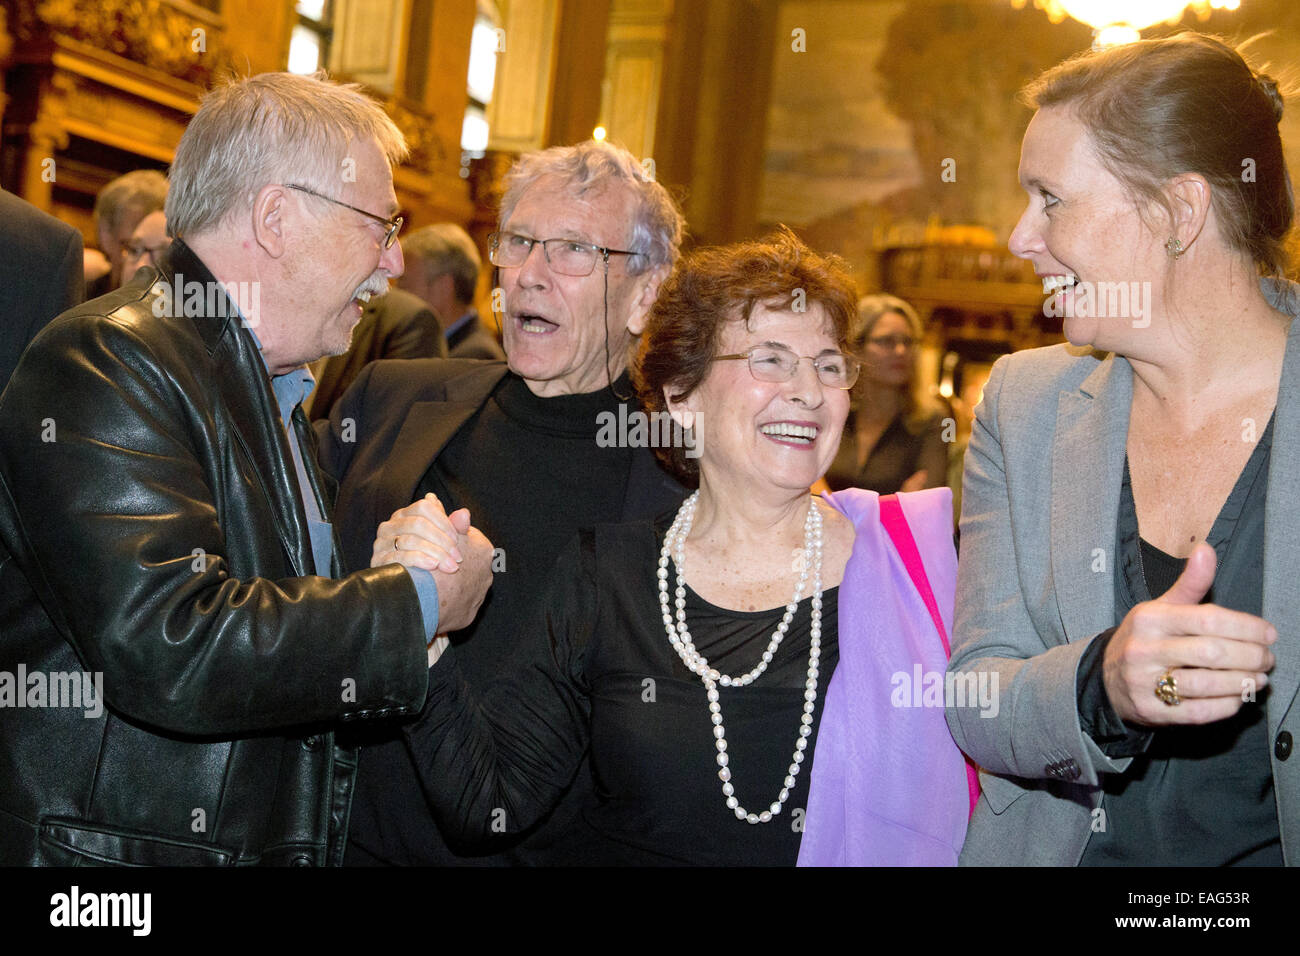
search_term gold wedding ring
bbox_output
[1155,670,1180,706]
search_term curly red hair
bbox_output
[633,228,858,484]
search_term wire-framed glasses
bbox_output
[488,231,641,277]
[713,345,861,390]
[285,183,404,249]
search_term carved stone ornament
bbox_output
[0,6,13,65]
[5,0,233,86]
[388,99,446,170]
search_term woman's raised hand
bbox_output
[1102,542,1276,726]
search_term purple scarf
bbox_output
[797,487,969,866]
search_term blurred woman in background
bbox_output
[824,293,949,495]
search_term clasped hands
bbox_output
[1103,542,1277,727]
[371,493,495,636]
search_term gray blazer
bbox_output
[948,279,1300,865]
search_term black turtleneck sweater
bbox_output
[418,374,643,686]
[343,371,685,866]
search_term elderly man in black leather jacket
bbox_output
[0,72,493,865]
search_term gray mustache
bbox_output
[353,277,390,300]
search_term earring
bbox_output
[1165,237,1184,259]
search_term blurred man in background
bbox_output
[86,169,168,297]
[121,209,172,283]
[398,223,504,360]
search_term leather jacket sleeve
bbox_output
[0,307,428,738]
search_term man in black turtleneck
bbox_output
[317,140,686,865]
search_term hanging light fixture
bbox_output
[1011,0,1242,47]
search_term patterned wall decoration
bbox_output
[4,0,233,86]
[761,0,1300,282]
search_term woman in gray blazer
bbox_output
[947,33,1300,865]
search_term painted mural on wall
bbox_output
[760,0,1300,282]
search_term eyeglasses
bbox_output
[866,333,917,352]
[285,183,404,249]
[488,231,641,277]
[713,345,861,390]
[125,239,171,263]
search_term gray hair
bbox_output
[166,71,408,239]
[498,140,684,276]
[402,223,482,304]
[94,170,168,246]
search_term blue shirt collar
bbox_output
[244,323,317,428]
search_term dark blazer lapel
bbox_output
[310,353,349,419]
[1263,317,1300,735]
[374,363,510,523]
[1050,354,1131,643]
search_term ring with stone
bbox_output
[1154,670,1180,706]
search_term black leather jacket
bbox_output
[0,241,428,865]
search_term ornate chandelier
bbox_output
[1011,0,1243,47]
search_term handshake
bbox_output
[370,493,495,638]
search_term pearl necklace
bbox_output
[658,491,823,824]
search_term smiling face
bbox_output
[668,303,851,500]
[1008,106,1168,349]
[285,138,403,363]
[498,175,662,397]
